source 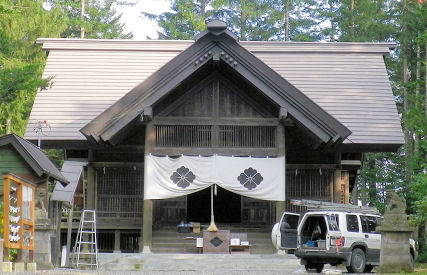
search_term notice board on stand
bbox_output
[3,174,35,261]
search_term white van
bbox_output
[294,210,417,273]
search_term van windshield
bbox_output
[326,214,339,231]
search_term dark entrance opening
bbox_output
[187,186,241,223]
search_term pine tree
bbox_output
[48,0,132,39]
[143,0,211,40]
[0,0,67,135]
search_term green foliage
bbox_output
[416,252,427,264]
[0,0,67,136]
[144,0,325,41]
[9,249,17,262]
[49,0,133,39]
[143,0,212,40]
[357,151,406,213]
[43,149,65,168]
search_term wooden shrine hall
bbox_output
[24,20,403,253]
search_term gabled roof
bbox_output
[0,134,68,183]
[80,20,351,145]
[24,29,404,150]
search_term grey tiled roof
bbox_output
[24,39,403,148]
[0,134,68,183]
[51,161,86,203]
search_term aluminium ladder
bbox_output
[290,199,380,214]
[72,209,98,269]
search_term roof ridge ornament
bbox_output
[206,19,227,32]
[195,19,239,42]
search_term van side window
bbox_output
[346,215,359,232]
[326,215,339,231]
[360,215,379,234]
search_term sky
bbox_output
[115,0,172,40]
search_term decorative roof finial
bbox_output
[206,20,227,32]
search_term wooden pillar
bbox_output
[342,171,349,204]
[65,202,73,266]
[54,201,62,267]
[141,122,155,253]
[142,199,153,253]
[333,170,349,204]
[275,124,286,223]
[86,150,95,210]
[275,201,286,223]
[114,230,121,253]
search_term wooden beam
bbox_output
[152,117,279,126]
[286,164,337,170]
[151,147,278,156]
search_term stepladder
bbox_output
[72,209,98,269]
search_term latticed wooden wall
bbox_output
[96,167,144,221]
[285,169,333,213]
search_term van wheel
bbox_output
[346,248,366,273]
[364,265,374,273]
[305,261,324,273]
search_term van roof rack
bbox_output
[290,199,380,215]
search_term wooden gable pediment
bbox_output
[155,73,275,119]
[81,20,351,146]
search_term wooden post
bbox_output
[142,199,153,253]
[65,200,73,266]
[114,230,121,253]
[333,170,341,203]
[342,171,350,204]
[275,124,286,223]
[333,170,349,204]
[141,122,155,253]
[86,150,95,210]
[54,201,62,267]
[275,201,286,223]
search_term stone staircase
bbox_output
[151,225,276,254]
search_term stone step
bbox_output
[152,228,275,254]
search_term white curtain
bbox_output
[144,154,285,201]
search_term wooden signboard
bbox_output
[3,174,35,261]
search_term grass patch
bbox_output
[134,263,142,270]
[415,263,427,269]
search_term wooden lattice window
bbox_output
[155,125,276,148]
[155,125,212,147]
[219,126,276,148]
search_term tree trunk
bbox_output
[238,0,247,41]
[414,33,420,152]
[402,0,412,181]
[80,0,85,38]
[284,0,290,41]
[5,119,11,134]
[349,0,355,39]
[200,0,206,19]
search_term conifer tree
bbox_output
[0,0,67,135]
[47,0,132,39]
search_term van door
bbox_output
[279,213,300,250]
[360,215,381,264]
